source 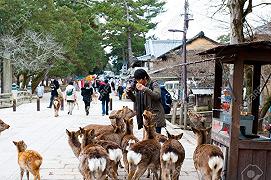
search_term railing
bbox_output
[0,91,36,109]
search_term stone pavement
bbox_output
[0,92,197,180]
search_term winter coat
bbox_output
[81,87,93,103]
[126,80,166,129]
[65,85,77,101]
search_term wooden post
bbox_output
[37,97,40,111]
[251,64,261,134]
[109,98,112,110]
[183,102,188,129]
[227,56,244,180]
[179,103,184,126]
[213,61,223,118]
[171,101,178,124]
[12,99,16,112]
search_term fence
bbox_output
[0,91,36,109]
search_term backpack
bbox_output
[66,89,73,96]
[150,82,172,114]
[160,87,172,114]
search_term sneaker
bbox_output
[68,111,70,115]
[47,106,51,108]
[102,114,105,116]
[86,110,89,116]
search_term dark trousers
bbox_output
[48,95,56,107]
[156,127,162,134]
[101,99,109,115]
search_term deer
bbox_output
[66,129,81,158]
[127,110,161,180]
[79,127,122,177]
[192,127,224,180]
[0,119,10,135]
[83,106,136,136]
[79,128,117,180]
[160,130,185,180]
[121,118,139,173]
[13,140,43,180]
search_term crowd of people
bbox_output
[45,68,166,134]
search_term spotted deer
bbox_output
[160,130,185,180]
[121,118,139,173]
[192,127,224,180]
[127,110,161,180]
[13,140,43,180]
[0,119,10,135]
[79,128,117,180]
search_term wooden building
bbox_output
[199,41,271,180]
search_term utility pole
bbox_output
[182,0,189,103]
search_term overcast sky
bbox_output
[148,0,271,41]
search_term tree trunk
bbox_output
[227,0,245,43]
[258,96,271,130]
[31,70,47,94]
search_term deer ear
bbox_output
[176,133,183,140]
[90,129,95,136]
[205,127,212,133]
[66,129,71,136]
[191,127,199,134]
[12,141,17,145]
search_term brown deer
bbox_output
[53,97,62,117]
[160,130,185,180]
[192,127,224,180]
[121,118,139,173]
[96,124,123,146]
[127,110,161,180]
[83,106,136,136]
[13,140,43,180]
[79,127,122,177]
[66,129,81,158]
[79,128,117,180]
[0,119,10,135]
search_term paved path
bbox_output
[0,92,197,180]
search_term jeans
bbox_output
[48,95,56,107]
[101,99,109,115]
[156,127,162,134]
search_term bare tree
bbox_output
[0,30,65,92]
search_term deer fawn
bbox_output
[13,140,43,180]
[121,118,139,173]
[79,128,117,180]
[192,127,224,180]
[0,119,10,135]
[127,110,161,180]
[160,130,185,180]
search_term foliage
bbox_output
[217,34,230,44]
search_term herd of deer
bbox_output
[0,106,224,180]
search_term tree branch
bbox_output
[252,2,271,8]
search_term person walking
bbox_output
[81,83,93,116]
[98,79,111,116]
[126,69,165,133]
[117,84,124,100]
[65,81,77,115]
[47,79,59,108]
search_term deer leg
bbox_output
[26,170,30,180]
[128,163,136,180]
[146,168,151,178]
[20,168,24,180]
[131,163,148,180]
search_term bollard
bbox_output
[179,103,184,126]
[13,99,16,112]
[37,97,40,111]
[109,98,112,110]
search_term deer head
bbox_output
[13,140,27,152]
[0,119,10,134]
[191,127,212,146]
[165,129,183,140]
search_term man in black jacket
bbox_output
[47,79,60,108]
[98,79,111,116]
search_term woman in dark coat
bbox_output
[126,69,165,133]
[81,83,93,115]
